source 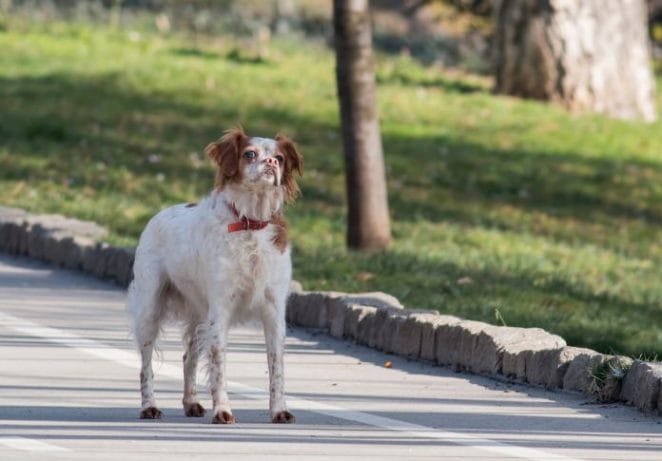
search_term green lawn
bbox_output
[1,19,661,358]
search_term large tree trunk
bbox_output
[333,0,392,250]
[494,0,657,122]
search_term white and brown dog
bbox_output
[127,127,302,424]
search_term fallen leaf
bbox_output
[356,272,375,282]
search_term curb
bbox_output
[1,205,661,416]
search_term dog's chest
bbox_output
[222,226,287,292]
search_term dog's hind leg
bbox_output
[128,277,164,420]
[182,320,205,417]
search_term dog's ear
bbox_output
[205,126,248,189]
[276,133,303,203]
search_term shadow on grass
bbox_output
[0,72,303,197]
[169,47,221,60]
[1,71,660,243]
[376,71,486,93]
[384,132,662,224]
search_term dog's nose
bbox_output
[264,157,279,167]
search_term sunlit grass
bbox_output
[1,19,660,357]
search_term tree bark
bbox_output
[333,0,392,250]
[494,0,657,122]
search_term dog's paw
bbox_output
[140,406,162,419]
[184,402,206,417]
[271,410,296,424]
[211,411,236,424]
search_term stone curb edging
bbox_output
[1,205,661,416]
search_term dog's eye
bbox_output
[243,150,257,160]
[275,154,284,164]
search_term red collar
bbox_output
[227,203,271,233]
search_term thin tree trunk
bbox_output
[333,0,392,250]
[494,0,657,122]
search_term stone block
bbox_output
[562,347,606,393]
[104,246,120,280]
[82,244,101,274]
[291,292,329,329]
[525,347,576,388]
[418,314,462,362]
[435,320,490,370]
[92,244,111,278]
[13,224,28,254]
[0,222,18,253]
[0,208,26,253]
[42,233,61,263]
[57,237,78,267]
[328,296,349,338]
[112,247,135,286]
[367,307,388,349]
[390,312,428,359]
[380,312,407,354]
[354,306,378,345]
[18,221,30,254]
[472,326,524,375]
[343,304,377,343]
[44,233,79,268]
[366,307,403,351]
[621,360,662,413]
[285,292,300,323]
[500,328,566,380]
[26,223,47,260]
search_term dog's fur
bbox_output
[127,127,302,424]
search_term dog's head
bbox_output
[205,127,303,203]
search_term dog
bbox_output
[127,127,302,424]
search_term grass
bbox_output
[1,18,661,358]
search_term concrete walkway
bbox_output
[0,254,660,460]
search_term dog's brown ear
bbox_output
[205,126,248,189]
[276,133,303,203]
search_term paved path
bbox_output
[0,254,660,460]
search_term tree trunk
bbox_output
[333,0,392,250]
[494,0,657,122]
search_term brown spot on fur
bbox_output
[185,202,197,208]
[184,402,206,417]
[212,411,236,424]
[140,406,162,419]
[208,345,220,363]
[271,212,288,253]
[272,410,295,424]
[205,126,249,190]
[161,279,185,304]
[264,287,276,306]
[275,134,303,203]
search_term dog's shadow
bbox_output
[0,404,350,427]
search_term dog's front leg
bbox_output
[182,326,205,417]
[263,310,295,424]
[206,313,236,424]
